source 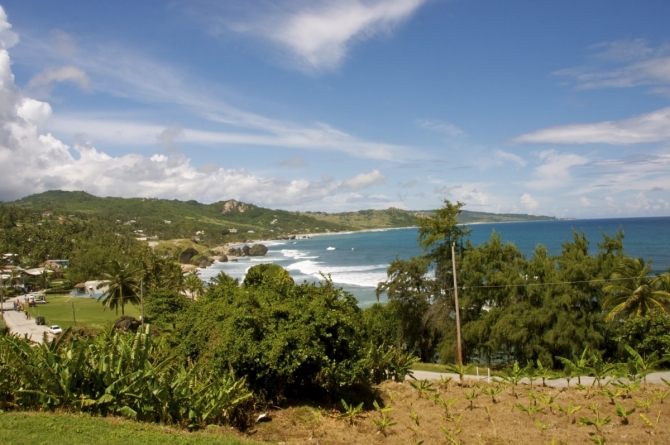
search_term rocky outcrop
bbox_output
[221,199,248,214]
[226,244,268,257]
[248,244,268,256]
[179,247,199,264]
[191,255,213,268]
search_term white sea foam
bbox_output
[286,260,387,288]
[279,249,319,260]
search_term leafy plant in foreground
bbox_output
[613,401,635,425]
[371,400,396,436]
[481,385,502,403]
[339,399,363,425]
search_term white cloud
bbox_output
[511,107,670,145]
[554,39,670,91]
[342,169,386,189]
[16,33,420,162]
[0,15,399,210]
[520,193,539,210]
[418,119,465,137]
[524,150,590,190]
[0,6,18,49]
[224,0,427,72]
[579,197,591,206]
[27,66,90,91]
[493,149,527,166]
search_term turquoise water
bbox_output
[199,217,670,307]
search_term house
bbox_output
[229,228,238,234]
[42,211,52,217]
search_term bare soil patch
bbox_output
[246,379,670,444]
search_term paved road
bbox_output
[1,296,53,344]
[409,369,670,387]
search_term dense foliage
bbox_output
[0,328,252,427]
[175,267,371,400]
[376,199,670,367]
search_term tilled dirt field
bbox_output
[245,378,670,444]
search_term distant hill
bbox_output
[305,207,556,229]
[3,191,557,244]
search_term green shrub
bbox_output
[177,269,368,400]
[0,319,7,335]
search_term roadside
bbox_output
[1,296,53,343]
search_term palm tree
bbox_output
[100,259,140,315]
[603,258,670,321]
[184,270,204,300]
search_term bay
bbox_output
[199,216,670,307]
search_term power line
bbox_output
[458,276,647,290]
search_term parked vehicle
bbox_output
[48,325,63,335]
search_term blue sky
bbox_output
[1,0,669,218]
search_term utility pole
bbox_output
[0,275,4,315]
[140,277,144,329]
[72,301,77,327]
[452,242,463,367]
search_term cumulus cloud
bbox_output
[0,7,18,49]
[0,12,394,210]
[223,0,427,72]
[342,169,386,189]
[511,107,670,145]
[520,193,539,210]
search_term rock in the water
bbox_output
[219,254,228,263]
[248,244,268,256]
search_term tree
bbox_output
[145,289,189,330]
[416,200,471,289]
[100,259,140,315]
[184,270,204,300]
[376,257,441,361]
[603,258,670,321]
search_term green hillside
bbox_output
[305,207,556,229]
[3,191,557,246]
[6,190,350,244]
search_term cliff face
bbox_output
[221,200,248,214]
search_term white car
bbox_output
[48,325,63,335]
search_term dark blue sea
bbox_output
[199,217,670,307]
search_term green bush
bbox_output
[177,269,368,400]
[0,319,7,335]
[615,310,670,359]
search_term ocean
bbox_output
[198,217,670,307]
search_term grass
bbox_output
[25,294,141,330]
[0,412,256,445]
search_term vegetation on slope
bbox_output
[3,191,557,249]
